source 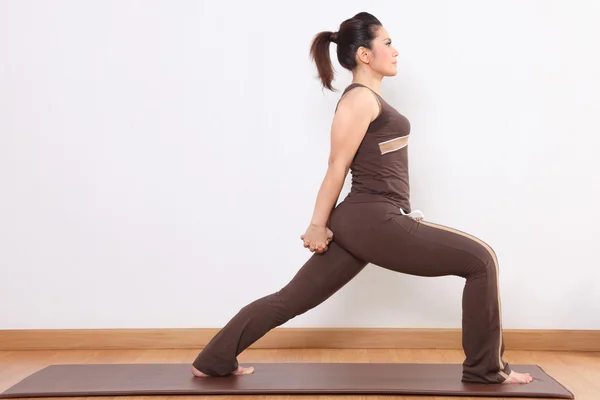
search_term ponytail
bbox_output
[309,31,338,91]
[309,13,382,92]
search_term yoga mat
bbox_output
[0,362,574,398]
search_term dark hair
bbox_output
[309,12,382,91]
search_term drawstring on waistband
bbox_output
[400,208,424,221]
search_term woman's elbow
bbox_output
[327,158,350,175]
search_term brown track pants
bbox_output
[192,200,511,383]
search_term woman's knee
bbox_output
[466,247,498,279]
[464,234,497,267]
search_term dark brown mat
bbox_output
[0,363,574,398]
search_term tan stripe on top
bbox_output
[379,135,409,155]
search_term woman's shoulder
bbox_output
[336,83,382,113]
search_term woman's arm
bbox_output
[303,87,380,252]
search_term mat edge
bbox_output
[534,364,576,399]
[0,390,577,399]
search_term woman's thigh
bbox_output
[330,201,497,278]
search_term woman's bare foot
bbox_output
[192,365,254,377]
[502,370,533,384]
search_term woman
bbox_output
[191,12,533,385]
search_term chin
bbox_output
[384,65,398,76]
[378,66,398,77]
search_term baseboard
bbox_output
[1,328,599,351]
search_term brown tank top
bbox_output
[336,83,412,212]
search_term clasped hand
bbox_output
[300,224,333,254]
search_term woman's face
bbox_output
[361,26,399,76]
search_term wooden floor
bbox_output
[0,348,598,399]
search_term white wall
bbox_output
[1,0,599,330]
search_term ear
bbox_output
[356,46,370,64]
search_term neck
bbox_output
[351,70,383,95]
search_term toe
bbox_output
[234,366,254,375]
